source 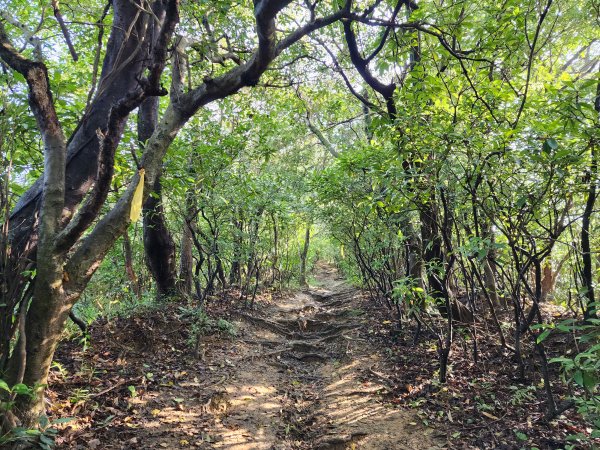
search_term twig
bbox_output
[90,380,127,398]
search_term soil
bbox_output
[51,265,443,449]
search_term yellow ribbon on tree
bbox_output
[129,168,145,222]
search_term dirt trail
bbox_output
[56,265,443,449]
[196,265,442,449]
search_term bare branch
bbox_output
[52,0,79,61]
[343,19,397,117]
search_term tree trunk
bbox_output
[0,31,69,429]
[229,211,243,286]
[483,259,501,306]
[420,193,473,322]
[581,78,599,320]
[215,254,227,290]
[581,148,597,319]
[0,0,164,369]
[143,174,177,298]
[420,198,445,304]
[406,221,424,288]
[123,230,141,298]
[140,97,177,298]
[6,288,70,428]
[178,184,195,297]
[179,222,194,297]
[299,224,311,287]
[541,253,569,303]
[271,212,279,285]
[8,0,156,261]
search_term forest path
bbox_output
[200,264,441,449]
[55,265,443,449]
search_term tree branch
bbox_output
[0,22,66,238]
[52,0,79,62]
[53,0,180,254]
[343,19,397,118]
[65,0,349,287]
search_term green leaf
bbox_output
[39,433,54,445]
[0,380,10,392]
[515,431,528,441]
[127,385,137,398]
[548,357,573,365]
[542,138,558,153]
[12,383,32,396]
[537,329,551,343]
[38,414,49,428]
[582,371,598,390]
[52,417,75,424]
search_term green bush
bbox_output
[550,310,600,440]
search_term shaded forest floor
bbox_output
[48,265,595,449]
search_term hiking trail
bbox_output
[56,265,443,449]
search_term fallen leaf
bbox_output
[481,411,499,420]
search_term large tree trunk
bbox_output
[6,288,72,428]
[143,174,177,298]
[7,102,184,430]
[0,0,158,368]
[0,23,68,428]
[420,193,473,322]
[0,0,180,431]
[138,73,177,300]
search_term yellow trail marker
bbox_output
[129,168,145,222]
